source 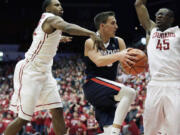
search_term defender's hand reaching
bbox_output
[60,36,72,43]
[90,33,106,51]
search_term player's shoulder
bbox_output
[85,38,94,50]
[45,14,64,23]
[114,36,126,50]
[115,36,124,41]
[114,36,125,44]
[174,26,180,31]
[85,38,94,44]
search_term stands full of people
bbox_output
[0,54,150,135]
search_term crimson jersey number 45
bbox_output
[156,39,170,50]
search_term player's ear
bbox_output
[46,6,51,12]
[170,17,174,25]
[99,23,104,29]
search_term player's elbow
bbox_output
[95,61,104,67]
[94,59,105,67]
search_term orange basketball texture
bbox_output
[121,49,148,75]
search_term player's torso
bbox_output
[147,26,180,80]
[25,12,62,72]
[84,37,120,80]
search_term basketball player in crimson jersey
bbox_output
[3,0,103,135]
[83,11,138,135]
[135,0,180,134]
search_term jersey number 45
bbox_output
[156,39,170,50]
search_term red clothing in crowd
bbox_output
[35,111,45,126]
[44,114,51,128]
[48,123,55,135]
[76,122,87,135]
[128,121,140,135]
[87,117,98,135]
[26,123,35,134]
[0,121,5,134]
[2,118,12,129]
[68,118,79,135]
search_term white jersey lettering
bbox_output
[147,26,180,80]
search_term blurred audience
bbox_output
[0,55,149,135]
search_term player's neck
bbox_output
[98,31,110,44]
[157,25,171,32]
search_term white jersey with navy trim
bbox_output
[25,12,62,72]
[147,26,180,81]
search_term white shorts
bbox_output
[10,60,63,121]
[143,80,180,135]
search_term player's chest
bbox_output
[149,32,180,52]
[100,48,120,56]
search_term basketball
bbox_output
[121,48,148,75]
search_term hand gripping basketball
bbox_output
[121,48,148,75]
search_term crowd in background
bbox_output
[0,55,150,135]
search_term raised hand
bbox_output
[60,36,72,43]
[90,33,106,51]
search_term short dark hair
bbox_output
[157,8,175,18]
[94,11,115,30]
[167,8,175,18]
[42,0,52,12]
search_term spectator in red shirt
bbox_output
[67,112,79,135]
[24,122,35,135]
[44,111,52,135]
[34,111,46,134]
[47,123,55,135]
[87,114,98,135]
[2,114,13,130]
[76,121,87,135]
[128,119,140,135]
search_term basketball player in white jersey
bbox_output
[3,0,103,135]
[135,0,180,135]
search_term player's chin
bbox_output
[58,12,63,16]
[110,33,116,38]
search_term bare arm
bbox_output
[84,39,136,67]
[48,16,95,37]
[44,16,104,50]
[134,0,156,32]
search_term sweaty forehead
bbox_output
[50,0,60,5]
[157,8,169,14]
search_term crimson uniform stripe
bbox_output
[91,78,121,91]
[18,61,33,117]
[31,33,47,61]
[36,102,62,108]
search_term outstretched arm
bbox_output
[48,16,95,37]
[134,0,156,33]
[47,16,104,50]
